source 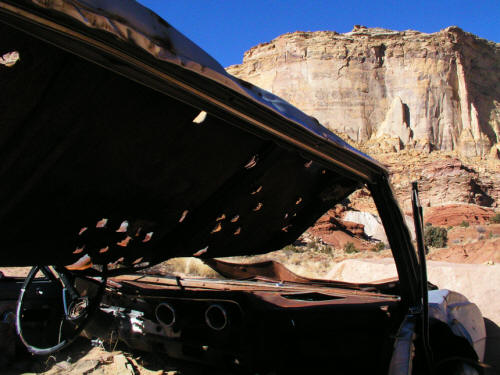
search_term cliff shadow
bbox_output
[472,93,499,152]
[469,179,495,207]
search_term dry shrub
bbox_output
[424,225,448,248]
[490,213,500,224]
[344,242,358,254]
[371,242,385,252]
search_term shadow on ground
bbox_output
[2,318,499,374]
[2,337,94,375]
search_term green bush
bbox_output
[371,242,385,252]
[344,242,358,254]
[424,225,448,248]
[490,213,500,224]
[460,221,469,228]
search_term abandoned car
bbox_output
[0,0,487,374]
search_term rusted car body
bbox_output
[0,0,487,374]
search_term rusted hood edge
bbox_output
[203,258,399,291]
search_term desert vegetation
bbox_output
[424,225,448,248]
[371,242,386,252]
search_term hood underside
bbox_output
[0,1,387,268]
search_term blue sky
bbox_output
[137,0,499,68]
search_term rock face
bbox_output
[307,209,370,250]
[227,26,500,158]
[343,211,387,243]
[424,203,495,226]
[378,153,500,210]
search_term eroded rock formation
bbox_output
[377,152,500,210]
[424,203,495,226]
[227,26,500,159]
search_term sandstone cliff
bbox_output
[227,26,500,159]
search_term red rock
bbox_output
[428,238,500,264]
[424,204,495,226]
[308,210,370,250]
[447,224,500,245]
[318,230,366,249]
[342,220,365,236]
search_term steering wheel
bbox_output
[15,264,107,355]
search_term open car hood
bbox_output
[0,0,388,268]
